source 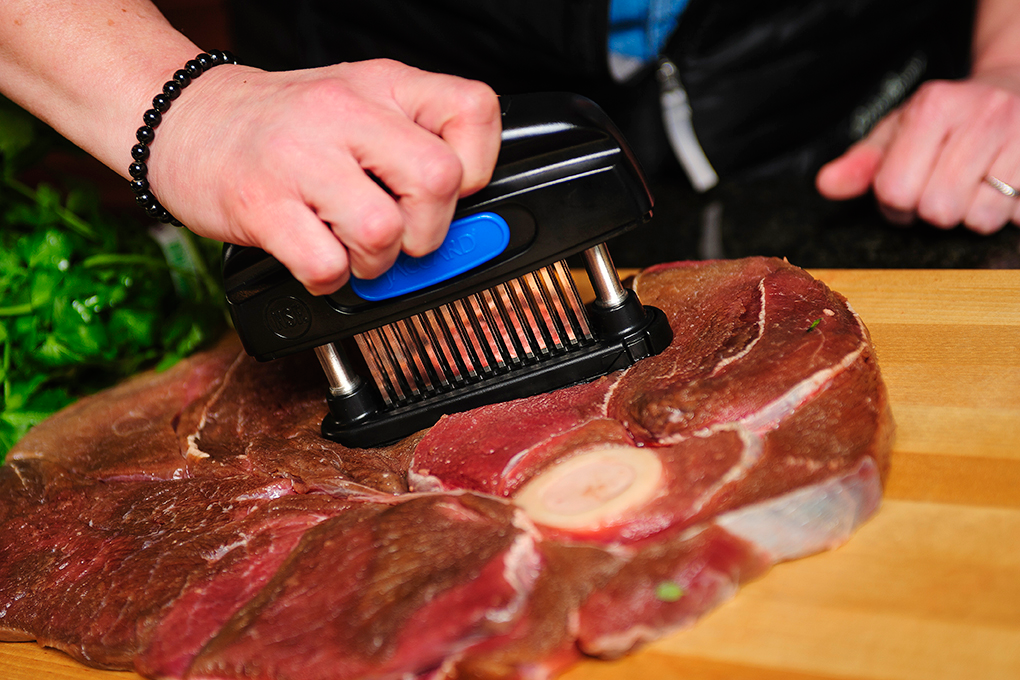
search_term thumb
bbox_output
[816,109,902,200]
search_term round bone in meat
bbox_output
[514,445,664,530]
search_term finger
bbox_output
[872,83,960,216]
[967,163,1020,234]
[816,109,902,200]
[963,91,1020,234]
[393,72,502,195]
[348,109,465,258]
[917,91,1011,228]
[300,155,407,281]
[255,200,352,296]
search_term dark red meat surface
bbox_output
[0,257,893,679]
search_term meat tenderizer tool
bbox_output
[222,93,673,448]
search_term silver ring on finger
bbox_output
[984,175,1019,198]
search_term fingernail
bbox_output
[879,204,916,226]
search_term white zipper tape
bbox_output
[657,58,719,192]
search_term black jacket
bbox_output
[231,0,973,181]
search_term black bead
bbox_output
[130,144,150,161]
[129,177,149,195]
[131,51,237,224]
[136,125,155,144]
[145,201,165,219]
[142,108,161,127]
[152,93,171,112]
[162,81,182,100]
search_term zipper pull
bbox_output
[657,58,718,192]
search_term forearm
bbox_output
[972,0,1020,77]
[1,2,501,296]
[0,0,203,177]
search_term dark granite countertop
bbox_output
[605,171,1020,270]
[40,146,1020,272]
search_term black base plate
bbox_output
[321,303,672,448]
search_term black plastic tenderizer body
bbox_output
[223,93,673,448]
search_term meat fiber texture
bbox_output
[0,257,893,680]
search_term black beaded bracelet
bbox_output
[128,50,238,226]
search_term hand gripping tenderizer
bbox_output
[222,93,673,448]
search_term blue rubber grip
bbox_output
[350,212,511,302]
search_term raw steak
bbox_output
[0,257,893,679]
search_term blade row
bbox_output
[354,261,593,406]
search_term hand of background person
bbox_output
[148,59,502,295]
[816,0,1020,235]
[815,71,1020,235]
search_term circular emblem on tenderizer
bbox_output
[350,212,511,302]
[265,296,312,339]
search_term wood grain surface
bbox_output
[3,268,1019,680]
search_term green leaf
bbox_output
[0,104,227,460]
[28,228,73,271]
[171,319,209,358]
[0,103,35,166]
[109,307,158,347]
[64,187,97,216]
[82,253,167,269]
[0,243,24,275]
[0,303,33,317]
[25,386,74,413]
[29,269,61,309]
[0,418,20,458]
[34,334,84,367]
[4,373,49,411]
[654,581,685,602]
[1,409,57,451]
[58,319,109,359]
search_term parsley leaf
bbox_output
[654,581,685,602]
[0,97,227,460]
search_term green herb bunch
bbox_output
[0,98,228,460]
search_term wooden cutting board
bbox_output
[3,268,1019,680]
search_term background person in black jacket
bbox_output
[1,0,1017,294]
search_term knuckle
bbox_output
[452,80,501,121]
[985,87,1013,114]
[355,204,404,253]
[902,81,953,126]
[344,58,415,87]
[1007,93,1020,123]
[916,196,961,228]
[420,150,463,198]
[872,175,914,213]
[364,58,404,75]
[972,88,1014,128]
[912,80,953,108]
[291,78,361,119]
[301,260,346,293]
